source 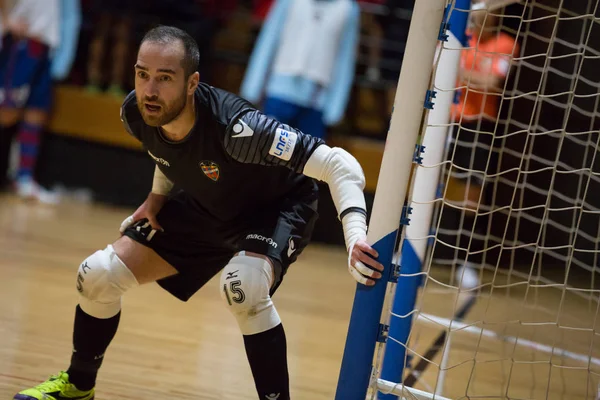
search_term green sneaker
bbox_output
[14,371,94,400]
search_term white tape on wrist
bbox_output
[151,165,174,195]
[119,215,135,233]
[342,211,368,252]
[343,212,376,285]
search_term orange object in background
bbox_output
[453,30,519,121]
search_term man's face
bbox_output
[134,40,188,127]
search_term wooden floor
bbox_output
[402,271,600,400]
[0,194,356,399]
[1,193,598,399]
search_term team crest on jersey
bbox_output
[199,161,220,182]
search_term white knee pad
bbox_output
[220,253,281,335]
[76,245,138,319]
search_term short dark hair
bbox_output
[140,26,200,77]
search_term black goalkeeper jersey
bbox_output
[120,83,325,223]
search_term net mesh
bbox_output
[376,1,600,398]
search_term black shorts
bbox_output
[123,190,319,302]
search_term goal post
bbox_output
[336,0,600,399]
[378,1,471,397]
[334,1,450,399]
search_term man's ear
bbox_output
[188,71,200,94]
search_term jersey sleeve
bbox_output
[120,90,142,142]
[223,109,325,174]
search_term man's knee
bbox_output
[219,254,281,335]
[76,245,138,318]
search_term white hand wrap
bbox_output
[303,144,371,284]
[152,165,174,196]
[342,211,368,252]
[119,215,135,234]
[343,211,376,285]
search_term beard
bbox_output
[137,90,187,127]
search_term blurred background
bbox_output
[0,0,418,247]
[0,0,598,260]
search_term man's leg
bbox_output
[0,113,20,189]
[220,252,289,400]
[221,198,318,400]
[0,36,24,189]
[14,235,178,400]
[67,235,178,389]
[15,109,46,182]
[9,38,55,200]
[86,13,110,92]
[106,16,130,97]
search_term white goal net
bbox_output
[377,0,600,399]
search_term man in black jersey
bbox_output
[14,26,383,400]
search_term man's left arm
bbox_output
[224,110,384,286]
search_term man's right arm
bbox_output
[116,91,174,233]
[151,165,173,196]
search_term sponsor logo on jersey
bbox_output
[231,119,254,138]
[269,128,297,161]
[245,234,278,248]
[199,161,220,181]
[148,150,170,167]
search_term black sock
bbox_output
[0,123,18,188]
[243,323,290,400]
[67,305,121,391]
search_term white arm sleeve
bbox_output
[151,165,174,195]
[303,144,368,250]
